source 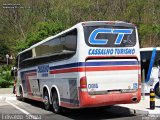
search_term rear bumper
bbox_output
[79,88,141,108]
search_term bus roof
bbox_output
[18,21,135,55]
[140,47,160,52]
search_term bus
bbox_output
[14,21,141,113]
[140,47,160,97]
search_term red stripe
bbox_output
[85,66,140,71]
[26,72,37,76]
[25,76,32,95]
[50,65,140,74]
[50,68,78,74]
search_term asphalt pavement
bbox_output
[0,98,143,120]
[0,88,159,120]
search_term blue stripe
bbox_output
[50,61,138,70]
[113,29,133,34]
[85,61,137,66]
[50,62,84,70]
[145,48,157,82]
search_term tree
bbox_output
[0,42,9,60]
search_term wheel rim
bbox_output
[44,95,49,106]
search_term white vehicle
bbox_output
[15,21,141,113]
[140,47,160,97]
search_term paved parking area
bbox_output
[0,98,143,120]
[0,88,13,94]
[119,96,160,115]
[0,88,159,120]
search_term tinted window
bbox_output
[35,29,77,57]
[141,51,160,67]
[62,30,77,51]
[35,37,63,56]
[140,51,152,78]
[140,50,160,78]
[154,51,160,66]
[19,50,32,63]
[84,26,136,47]
[19,29,77,69]
[19,54,72,69]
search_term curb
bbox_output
[129,107,149,115]
[106,105,149,116]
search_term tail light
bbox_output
[80,76,87,89]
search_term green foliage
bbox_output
[0,71,13,88]
[0,0,160,52]
[0,65,12,72]
[0,65,13,88]
[16,21,66,51]
[138,24,160,46]
[0,42,9,60]
[0,79,12,88]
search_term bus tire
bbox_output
[52,91,62,114]
[43,90,51,110]
[18,86,25,102]
[155,83,160,97]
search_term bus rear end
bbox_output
[78,21,141,108]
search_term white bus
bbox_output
[140,47,160,97]
[15,21,141,113]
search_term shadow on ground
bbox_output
[22,98,136,120]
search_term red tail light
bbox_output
[80,76,87,88]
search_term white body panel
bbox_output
[86,59,139,92]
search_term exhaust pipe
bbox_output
[132,97,137,102]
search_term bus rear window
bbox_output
[84,26,136,47]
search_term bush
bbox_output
[0,69,13,88]
[2,71,13,82]
[0,79,12,88]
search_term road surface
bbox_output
[0,98,144,120]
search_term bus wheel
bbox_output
[18,86,25,102]
[52,91,61,113]
[43,91,51,110]
[155,86,160,97]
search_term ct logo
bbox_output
[89,28,133,45]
